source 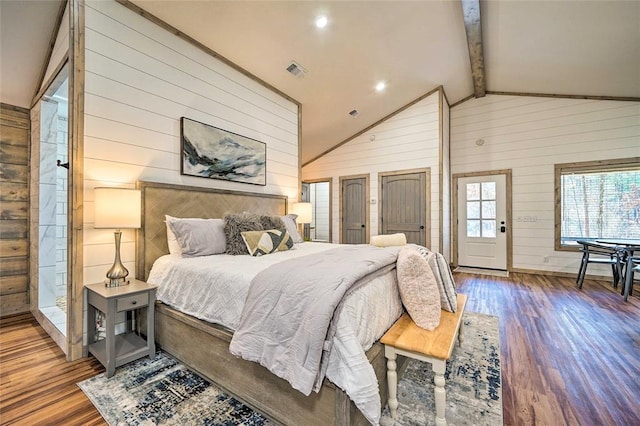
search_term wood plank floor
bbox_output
[0,273,638,425]
[0,313,106,425]
[457,272,640,426]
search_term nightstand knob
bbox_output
[131,301,137,305]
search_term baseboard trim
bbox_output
[451,265,615,282]
[510,267,613,282]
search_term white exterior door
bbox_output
[457,174,507,270]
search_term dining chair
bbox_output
[622,255,640,301]
[576,241,623,289]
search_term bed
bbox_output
[135,181,408,425]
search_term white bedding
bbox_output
[147,242,403,425]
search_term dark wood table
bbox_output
[596,239,640,301]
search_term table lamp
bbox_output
[291,202,312,240]
[291,202,312,225]
[94,187,141,286]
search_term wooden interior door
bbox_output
[341,176,368,244]
[380,171,427,246]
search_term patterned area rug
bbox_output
[78,312,501,426]
[380,311,502,425]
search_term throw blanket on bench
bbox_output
[229,244,401,395]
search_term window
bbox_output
[555,158,640,250]
[466,182,497,238]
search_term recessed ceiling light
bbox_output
[315,16,328,28]
[375,81,386,92]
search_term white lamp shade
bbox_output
[94,188,141,229]
[291,202,312,224]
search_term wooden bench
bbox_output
[380,293,467,426]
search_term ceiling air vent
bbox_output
[286,61,307,78]
[349,109,359,117]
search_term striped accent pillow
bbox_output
[241,229,294,257]
[413,245,458,312]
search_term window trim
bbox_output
[554,157,640,251]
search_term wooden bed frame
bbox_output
[135,180,405,425]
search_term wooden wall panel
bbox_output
[0,202,28,220]
[450,94,640,275]
[0,145,29,164]
[0,109,29,130]
[0,275,28,295]
[0,239,28,257]
[0,103,30,316]
[0,220,28,239]
[0,164,29,183]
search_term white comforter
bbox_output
[147,242,403,425]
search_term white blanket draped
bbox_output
[148,242,403,425]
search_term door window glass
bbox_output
[467,201,480,218]
[466,182,497,238]
[467,183,480,200]
[467,220,480,237]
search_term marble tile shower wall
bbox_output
[38,100,59,308]
[56,116,68,298]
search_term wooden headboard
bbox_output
[136,181,288,281]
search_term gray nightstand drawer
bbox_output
[117,293,149,312]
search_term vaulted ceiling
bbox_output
[2,1,639,164]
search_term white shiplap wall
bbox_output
[41,3,69,89]
[451,94,640,275]
[83,0,299,283]
[303,91,441,249]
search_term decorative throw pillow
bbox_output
[370,233,407,247]
[224,213,264,255]
[396,246,441,330]
[166,216,226,257]
[260,215,285,231]
[413,245,457,312]
[281,214,303,243]
[241,229,293,256]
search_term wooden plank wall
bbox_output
[0,103,30,315]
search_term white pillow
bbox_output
[396,246,441,330]
[165,215,182,254]
[281,214,303,244]
[370,233,407,247]
[412,245,457,312]
[165,215,226,257]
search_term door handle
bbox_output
[500,220,506,233]
[420,225,425,229]
[361,224,365,228]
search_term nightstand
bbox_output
[85,279,157,378]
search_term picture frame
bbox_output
[180,117,266,186]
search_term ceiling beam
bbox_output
[461,0,486,98]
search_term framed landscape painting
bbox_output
[180,117,266,186]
